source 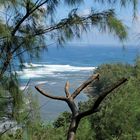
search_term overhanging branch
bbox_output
[78,78,127,119]
[35,85,67,101]
[11,0,49,36]
[71,74,99,99]
[35,74,127,140]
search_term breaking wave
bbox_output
[16,63,96,79]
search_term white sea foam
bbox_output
[23,63,44,67]
[36,81,48,85]
[19,86,27,90]
[16,63,96,79]
[49,82,57,85]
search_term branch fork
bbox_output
[35,73,127,140]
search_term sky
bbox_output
[56,0,140,46]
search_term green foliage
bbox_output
[0,88,43,140]
[53,111,71,128]
[95,0,138,10]
[76,118,95,140]
[107,16,127,41]
[81,59,140,140]
[87,63,132,95]
[0,75,23,119]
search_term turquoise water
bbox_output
[17,45,140,121]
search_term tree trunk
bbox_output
[67,117,79,140]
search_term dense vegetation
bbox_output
[1,58,140,140]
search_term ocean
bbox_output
[16,45,140,121]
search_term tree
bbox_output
[35,74,127,140]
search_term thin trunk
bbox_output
[67,117,80,140]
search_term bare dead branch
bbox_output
[78,78,127,119]
[65,81,71,98]
[71,73,99,99]
[35,85,67,101]
[35,74,127,140]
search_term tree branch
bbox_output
[35,85,67,101]
[13,42,56,58]
[35,74,127,140]
[71,74,99,99]
[78,78,127,119]
[29,9,116,37]
[11,0,49,36]
[65,81,71,98]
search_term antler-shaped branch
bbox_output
[78,78,127,119]
[35,74,127,140]
[65,81,71,98]
[35,86,67,101]
[71,73,99,99]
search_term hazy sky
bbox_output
[56,0,140,46]
[0,1,139,46]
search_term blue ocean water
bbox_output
[17,45,140,121]
[32,45,140,66]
